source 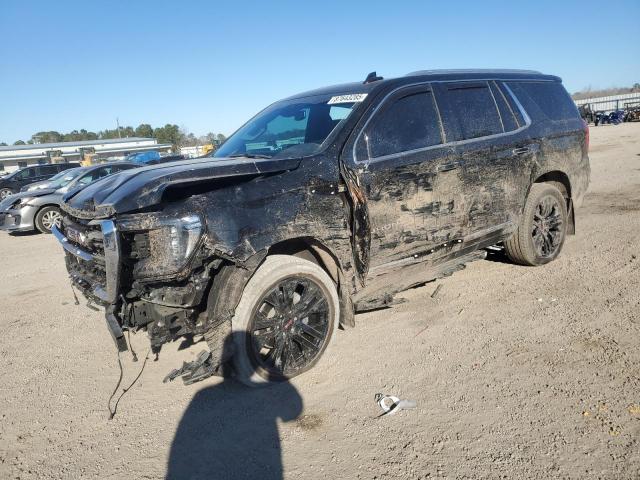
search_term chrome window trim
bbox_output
[352,77,538,165]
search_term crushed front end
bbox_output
[53,208,218,354]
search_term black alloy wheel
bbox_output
[248,276,331,378]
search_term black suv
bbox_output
[54,69,590,386]
[0,163,80,200]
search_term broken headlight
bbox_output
[11,197,34,209]
[119,214,203,278]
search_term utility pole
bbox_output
[116,118,121,138]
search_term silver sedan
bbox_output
[0,163,138,234]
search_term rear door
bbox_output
[433,80,536,243]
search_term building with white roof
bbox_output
[0,137,173,173]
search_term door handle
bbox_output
[438,161,461,172]
[513,146,531,155]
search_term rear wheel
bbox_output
[34,206,62,234]
[504,183,568,266]
[232,255,339,387]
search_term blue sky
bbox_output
[1,0,638,144]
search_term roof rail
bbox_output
[405,68,543,77]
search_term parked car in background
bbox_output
[125,151,185,165]
[21,167,83,192]
[55,69,589,386]
[0,163,80,200]
[0,162,138,233]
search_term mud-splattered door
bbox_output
[432,81,536,239]
[346,85,465,268]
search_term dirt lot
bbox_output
[1,123,639,480]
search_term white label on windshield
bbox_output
[327,93,368,104]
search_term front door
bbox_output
[342,84,469,275]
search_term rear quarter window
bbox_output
[507,81,578,122]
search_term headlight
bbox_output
[12,197,34,209]
[119,214,203,278]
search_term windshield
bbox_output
[49,168,84,189]
[214,94,359,159]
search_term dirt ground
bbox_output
[1,123,639,480]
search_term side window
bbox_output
[17,167,36,179]
[38,165,56,176]
[490,82,520,132]
[361,91,442,159]
[507,81,578,122]
[495,82,525,126]
[438,83,503,141]
[78,168,107,185]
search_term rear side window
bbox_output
[507,81,578,121]
[362,91,442,159]
[438,83,503,141]
[490,82,521,132]
[38,165,57,175]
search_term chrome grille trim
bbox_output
[100,220,120,304]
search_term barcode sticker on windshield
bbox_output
[327,93,368,104]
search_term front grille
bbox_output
[56,213,120,305]
[60,215,105,257]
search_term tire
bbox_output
[231,255,339,387]
[504,183,568,266]
[34,206,62,234]
[0,188,14,201]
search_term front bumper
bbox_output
[52,220,127,351]
[0,206,36,232]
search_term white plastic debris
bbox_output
[375,393,417,417]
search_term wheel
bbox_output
[504,183,568,266]
[34,206,62,234]
[231,255,339,387]
[0,188,14,201]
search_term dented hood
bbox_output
[62,156,301,218]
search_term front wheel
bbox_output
[231,255,339,387]
[504,183,568,266]
[0,188,14,201]
[34,206,62,234]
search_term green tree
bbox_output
[14,140,26,145]
[0,142,7,146]
[135,123,154,138]
[32,131,63,143]
[154,124,183,149]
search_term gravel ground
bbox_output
[0,123,638,480]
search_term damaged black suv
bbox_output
[54,69,590,385]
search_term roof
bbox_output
[0,137,157,152]
[286,69,559,100]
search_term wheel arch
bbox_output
[267,237,355,328]
[532,170,575,234]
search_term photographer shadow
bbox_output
[166,332,303,480]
